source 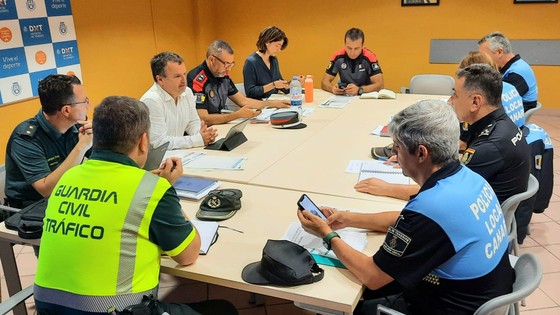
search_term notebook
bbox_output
[191,220,219,255]
[173,176,221,200]
[358,161,410,184]
[142,142,170,171]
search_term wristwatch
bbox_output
[323,231,340,250]
[358,87,364,95]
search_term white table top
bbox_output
[161,182,404,314]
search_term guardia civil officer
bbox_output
[299,100,515,314]
[34,96,237,314]
[4,74,92,209]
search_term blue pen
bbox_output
[378,157,388,161]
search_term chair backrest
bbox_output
[524,102,542,123]
[501,174,539,235]
[224,82,244,111]
[409,74,455,95]
[473,253,543,315]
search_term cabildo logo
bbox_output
[12,82,21,96]
[35,50,47,65]
[59,21,67,35]
[0,26,12,42]
[26,0,36,11]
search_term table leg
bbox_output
[0,241,28,315]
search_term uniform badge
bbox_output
[326,62,332,70]
[209,90,215,98]
[341,63,347,70]
[372,63,379,70]
[207,196,221,209]
[460,148,476,165]
[382,226,411,257]
[358,64,362,69]
[535,154,543,170]
[461,121,469,132]
[194,93,206,104]
[196,73,206,82]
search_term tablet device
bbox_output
[205,118,250,151]
[142,141,170,171]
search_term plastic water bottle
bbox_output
[290,75,303,112]
[304,75,314,103]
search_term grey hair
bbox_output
[206,39,234,58]
[478,32,512,54]
[389,100,459,165]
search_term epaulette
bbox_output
[478,122,496,137]
[21,124,38,137]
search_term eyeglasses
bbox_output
[66,97,90,106]
[212,54,235,68]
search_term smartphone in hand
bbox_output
[297,194,328,221]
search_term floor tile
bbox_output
[530,213,553,223]
[15,252,38,277]
[542,203,560,221]
[544,244,560,261]
[521,287,557,311]
[537,272,560,305]
[529,222,560,246]
[521,307,560,314]
[519,246,560,273]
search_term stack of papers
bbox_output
[173,175,221,200]
[266,94,290,101]
[282,222,367,268]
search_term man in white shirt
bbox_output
[140,52,217,149]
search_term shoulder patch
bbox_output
[194,93,206,105]
[460,148,476,165]
[478,122,496,137]
[382,226,411,257]
[326,61,333,70]
[329,48,347,62]
[192,71,207,92]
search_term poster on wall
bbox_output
[0,0,81,106]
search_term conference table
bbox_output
[161,181,405,315]
[0,90,449,315]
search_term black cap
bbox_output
[270,111,307,129]
[242,240,324,286]
[196,189,242,221]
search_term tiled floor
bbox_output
[1,109,560,315]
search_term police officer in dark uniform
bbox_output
[187,40,289,126]
[321,28,384,96]
[452,63,530,204]
[4,74,92,209]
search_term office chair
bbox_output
[409,74,455,95]
[0,285,33,315]
[524,102,542,124]
[224,82,244,111]
[474,253,543,315]
[500,174,539,256]
[376,253,543,315]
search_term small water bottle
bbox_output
[290,75,303,112]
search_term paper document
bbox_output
[191,220,219,254]
[266,94,290,101]
[185,156,247,170]
[282,222,367,268]
[250,108,277,123]
[163,150,205,165]
[370,125,390,137]
[319,95,356,109]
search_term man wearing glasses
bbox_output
[187,40,289,126]
[4,74,92,209]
